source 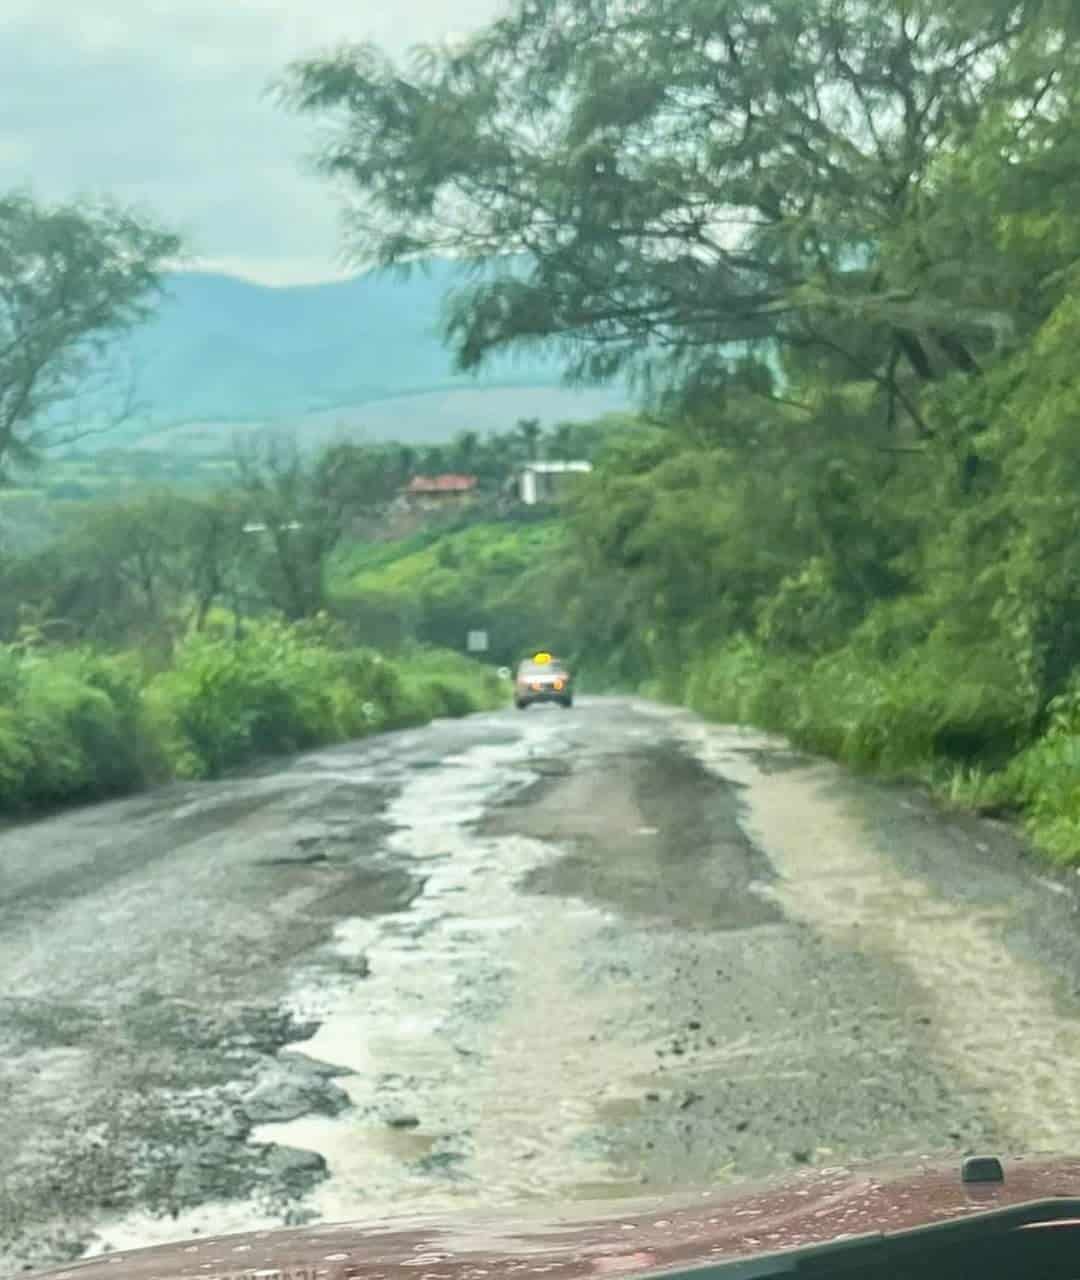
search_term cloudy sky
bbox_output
[1,1,503,285]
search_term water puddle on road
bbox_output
[89,698,1080,1263]
[86,715,659,1259]
[664,710,1080,1158]
[250,719,655,1222]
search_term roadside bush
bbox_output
[0,707,32,807]
[681,638,801,734]
[396,646,504,721]
[0,647,150,810]
[145,624,321,778]
[681,635,1033,777]
[148,620,360,778]
[672,606,1080,861]
[995,680,1080,862]
[756,558,867,656]
[0,620,501,812]
[145,621,502,780]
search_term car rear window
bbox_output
[520,661,567,675]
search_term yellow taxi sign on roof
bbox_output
[532,651,553,664]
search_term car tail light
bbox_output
[553,679,564,690]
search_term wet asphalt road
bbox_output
[6,697,1080,1275]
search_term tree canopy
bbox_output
[275,0,1080,858]
[0,193,179,472]
[280,0,1080,434]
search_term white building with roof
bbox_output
[518,461,593,505]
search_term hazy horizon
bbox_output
[1,1,506,286]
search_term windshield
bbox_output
[5,1,1080,1276]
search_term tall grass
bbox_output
[681,637,1033,777]
[0,647,153,809]
[989,681,1080,861]
[0,618,502,813]
[674,635,1080,852]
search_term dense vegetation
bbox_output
[0,193,179,472]
[0,622,501,810]
[0,413,619,549]
[278,0,1080,862]
[334,518,573,666]
[0,429,553,813]
[0,404,628,814]
[13,0,1080,865]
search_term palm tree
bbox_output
[550,421,576,460]
[422,445,446,473]
[515,417,543,462]
[395,444,416,484]
[483,431,517,490]
[452,430,480,474]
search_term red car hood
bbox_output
[29,1154,1080,1280]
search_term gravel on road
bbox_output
[5,699,1080,1275]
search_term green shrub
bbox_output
[0,621,501,813]
[0,707,32,808]
[148,620,353,778]
[756,558,866,656]
[676,617,1080,864]
[0,647,151,810]
[995,681,1080,862]
[395,646,504,722]
[935,763,1015,816]
[681,635,1032,777]
[144,623,502,781]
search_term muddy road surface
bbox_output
[6,698,1080,1274]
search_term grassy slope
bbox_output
[331,518,571,668]
[336,521,564,591]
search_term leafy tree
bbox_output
[9,493,194,649]
[280,0,1076,437]
[548,422,576,460]
[0,193,179,471]
[419,444,446,474]
[474,429,518,490]
[449,429,481,473]
[389,443,416,487]
[47,491,255,645]
[236,436,397,619]
[177,490,255,632]
[514,416,543,461]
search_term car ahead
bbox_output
[31,1153,1080,1280]
[514,653,573,709]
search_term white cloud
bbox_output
[0,0,505,284]
[179,255,357,286]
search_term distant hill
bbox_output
[78,261,631,453]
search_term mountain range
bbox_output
[84,260,630,454]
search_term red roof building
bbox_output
[405,474,478,496]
